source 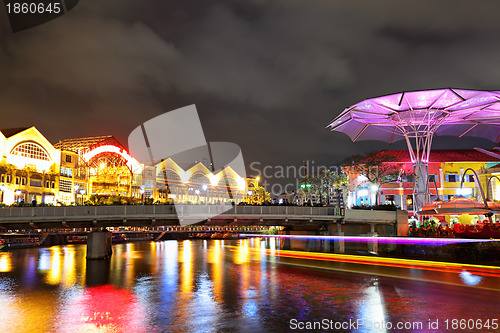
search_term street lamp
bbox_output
[79,189,86,205]
[73,184,80,205]
[202,184,208,203]
[195,189,200,203]
[371,184,379,205]
[140,187,145,205]
[15,189,22,203]
[0,184,6,204]
[0,184,5,204]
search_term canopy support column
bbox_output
[404,131,433,216]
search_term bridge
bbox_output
[0,205,407,259]
[0,205,344,229]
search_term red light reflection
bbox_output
[60,285,145,332]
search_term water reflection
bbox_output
[62,247,77,287]
[0,252,12,272]
[124,243,136,287]
[208,240,224,303]
[46,247,61,285]
[356,280,387,333]
[1,239,500,332]
[59,285,145,332]
[38,249,51,271]
[179,239,193,294]
[86,259,111,286]
[234,238,250,264]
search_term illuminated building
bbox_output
[0,127,60,205]
[56,136,250,204]
[155,158,250,204]
[0,127,253,206]
[345,149,500,211]
[477,164,500,203]
[54,136,143,203]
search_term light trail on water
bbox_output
[226,237,500,291]
[242,234,497,245]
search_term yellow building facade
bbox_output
[348,150,500,210]
[0,127,60,205]
[156,158,249,204]
[1,127,250,206]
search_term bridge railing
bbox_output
[223,206,341,216]
[0,205,177,218]
[0,205,342,219]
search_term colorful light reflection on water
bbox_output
[58,285,145,332]
[0,239,499,332]
[244,234,497,245]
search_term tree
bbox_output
[246,185,271,205]
[298,169,347,205]
[342,151,412,205]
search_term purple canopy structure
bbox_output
[328,88,500,215]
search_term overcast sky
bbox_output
[1,0,500,179]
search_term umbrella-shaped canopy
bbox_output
[419,197,491,216]
[328,88,500,143]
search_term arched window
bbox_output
[163,169,181,182]
[189,173,209,184]
[218,176,237,187]
[11,142,50,161]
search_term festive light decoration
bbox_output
[82,145,141,171]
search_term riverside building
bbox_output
[0,127,251,205]
[345,149,500,212]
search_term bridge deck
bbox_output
[0,205,344,229]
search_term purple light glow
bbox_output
[328,88,500,144]
[328,88,500,213]
[242,234,497,246]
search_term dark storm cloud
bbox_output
[0,7,184,138]
[378,26,473,47]
[1,0,500,176]
[173,3,354,108]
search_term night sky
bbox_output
[1,0,500,182]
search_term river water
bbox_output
[1,238,500,332]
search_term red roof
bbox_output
[371,149,500,163]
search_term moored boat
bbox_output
[222,233,239,239]
[0,234,39,250]
[67,235,87,244]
